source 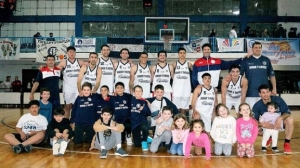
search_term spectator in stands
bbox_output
[33,32,42,48]
[243,26,251,37]
[11,76,22,92]
[0,76,12,92]
[271,27,278,37]
[288,28,297,38]
[262,29,270,38]
[275,24,287,38]
[249,30,258,37]
[229,26,237,38]
[208,29,216,37]
[46,33,55,41]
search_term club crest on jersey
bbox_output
[204,91,206,95]
[136,103,141,109]
[157,69,159,72]
[120,65,122,69]
[262,61,267,65]
[211,60,216,64]
[123,100,126,104]
[177,66,180,69]
[101,62,104,65]
[88,98,91,101]
[139,69,142,73]
[67,65,71,68]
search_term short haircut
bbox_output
[229,64,241,72]
[133,85,143,92]
[162,106,173,114]
[154,84,164,91]
[29,100,40,107]
[252,41,262,48]
[266,102,278,109]
[101,85,109,91]
[67,46,76,52]
[82,82,92,90]
[201,43,211,50]
[202,72,211,78]
[89,52,98,58]
[53,107,65,116]
[157,50,167,57]
[46,55,55,60]
[177,47,186,53]
[101,44,110,50]
[140,52,148,57]
[258,84,270,92]
[120,48,129,54]
[40,87,50,95]
[102,106,113,115]
[115,82,124,89]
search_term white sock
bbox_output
[117,144,121,149]
[101,146,106,150]
[59,141,68,154]
[52,143,60,155]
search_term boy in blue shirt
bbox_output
[39,87,52,123]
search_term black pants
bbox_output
[132,121,149,147]
[73,125,94,144]
[121,119,132,142]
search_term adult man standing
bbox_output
[11,76,22,92]
[240,41,276,108]
[151,50,174,100]
[130,52,152,98]
[114,48,134,94]
[0,76,12,92]
[221,65,248,115]
[192,43,242,89]
[171,48,193,114]
[29,55,61,110]
[77,52,102,94]
[253,84,293,154]
[229,26,237,38]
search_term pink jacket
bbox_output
[183,131,211,159]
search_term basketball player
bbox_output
[97,44,117,95]
[171,48,193,114]
[151,50,174,100]
[221,65,248,115]
[77,52,102,94]
[130,52,152,98]
[114,48,134,94]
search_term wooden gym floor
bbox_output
[0,107,300,168]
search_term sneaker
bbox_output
[100,149,107,159]
[165,144,170,153]
[12,144,23,154]
[284,142,292,154]
[141,141,149,151]
[24,145,32,153]
[272,147,279,153]
[126,135,133,146]
[53,143,60,155]
[115,148,128,157]
[147,136,152,144]
[261,147,267,152]
[194,146,202,155]
[266,137,272,147]
[59,140,68,155]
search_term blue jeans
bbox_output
[170,143,183,155]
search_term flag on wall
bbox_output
[0,38,20,60]
[74,38,96,52]
[36,38,71,63]
[107,37,144,59]
[183,37,209,53]
[246,39,300,65]
[216,38,244,52]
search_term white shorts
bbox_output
[172,97,190,109]
[63,92,78,104]
[226,102,240,113]
[246,97,261,109]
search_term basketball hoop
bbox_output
[163,35,172,51]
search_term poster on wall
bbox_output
[0,38,20,60]
[246,39,300,65]
[216,38,244,52]
[183,37,209,53]
[74,38,96,52]
[36,38,71,63]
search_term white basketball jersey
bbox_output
[226,75,242,99]
[83,66,97,89]
[152,64,172,92]
[98,57,114,93]
[114,61,131,93]
[134,64,151,98]
[172,61,191,97]
[195,86,215,114]
[63,59,81,93]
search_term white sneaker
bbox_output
[59,140,68,155]
[126,135,133,146]
[53,143,60,156]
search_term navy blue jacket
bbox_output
[130,97,151,130]
[110,93,132,124]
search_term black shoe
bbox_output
[165,144,170,153]
[261,147,267,152]
[12,144,24,154]
[272,147,279,153]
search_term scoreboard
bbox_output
[0,0,16,22]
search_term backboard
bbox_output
[144,17,190,44]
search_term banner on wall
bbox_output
[107,37,144,59]
[216,38,244,52]
[183,37,209,53]
[74,38,96,52]
[36,38,71,63]
[246,39,300,65]
[0,38,20,60]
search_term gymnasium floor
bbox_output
[0,107,300,168]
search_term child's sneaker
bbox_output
[53,142,60,155]
[266,137,272,147]
[261,147,267,152]
[12,144,23,154]
[141,141,149,151]
[126,135,133,146]
[100,149,107,159]
[284,142,292,154]
[147,136,152,144]
[272,147,279,153]
[115,148,128,157]
[24,144,32,153]
[59,140,68,155]
[194,146,202,155]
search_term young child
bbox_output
[70,82,98,144]
[39,87,53,123]
[130,85,151,151]
[191,73,218,133]
[210,103,236,156]
[110,82,133,145]
[96,85,113,115]
[183,119,211,160]
[92,107,128,159]
[236,103,258,158]
[46,107,73,156]
[4,100,48,154]
[260,102,281,153]
[170,113,190,156]
[150,106,173,153]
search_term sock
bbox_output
[117,144,121,149]
[101,146,106,150]
[285,139,290,143]
[53,140,57,144]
